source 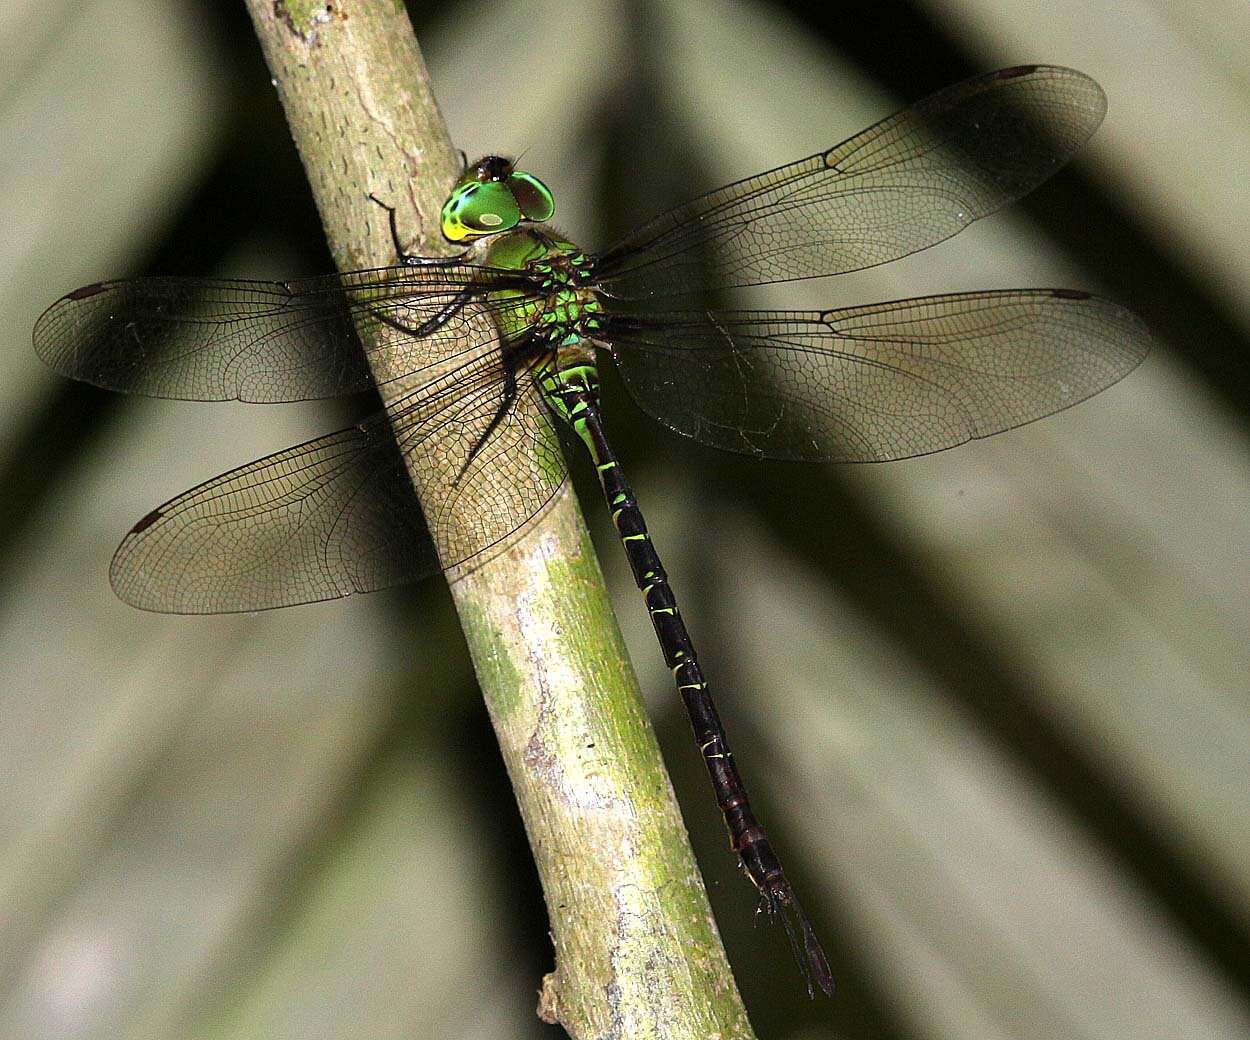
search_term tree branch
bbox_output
[243,3,756,1035]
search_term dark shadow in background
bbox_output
[0,5,331,582]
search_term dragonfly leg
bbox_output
[367,192,468,267]
[362,286,473,343]
[413,288,475,336]
[455,343,523,483]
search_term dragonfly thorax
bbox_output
[483,226,605,350]
[474,224,607,431]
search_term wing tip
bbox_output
[65,281,109,301]
[128,508,164,535]
[994,64,1040,80]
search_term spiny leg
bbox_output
[454,335,536,483]
[362,193,533,483]
[368,192,468,268]
[363,289,472,343]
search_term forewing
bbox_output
[33,265,529,402]
[606,290,1149,462]
[593,66,1106,301]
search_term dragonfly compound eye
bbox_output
[441,181,522,242]
[508,171,555,223]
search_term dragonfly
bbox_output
[34,66,1150,997]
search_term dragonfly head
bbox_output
[441,156,555,243]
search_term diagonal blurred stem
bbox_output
[242,2,755,1036]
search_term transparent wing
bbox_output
[593,66,1106,301]
[111,364,566,613]
[605,290,1149,462]
[110,416,436,613]
[33,265,534,402]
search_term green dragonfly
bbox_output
[34,66,1150,997]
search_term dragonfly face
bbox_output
[440,155,556,242]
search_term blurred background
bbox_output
[3,0,1249,1037]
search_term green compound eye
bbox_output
[508,171,555,223]
[441,181,522,242]
[441,158,557,243]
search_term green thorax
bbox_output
[484,227,603,342]
[441,157,606,441]
[485,227,605,439]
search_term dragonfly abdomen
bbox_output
[540,365,833,994]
